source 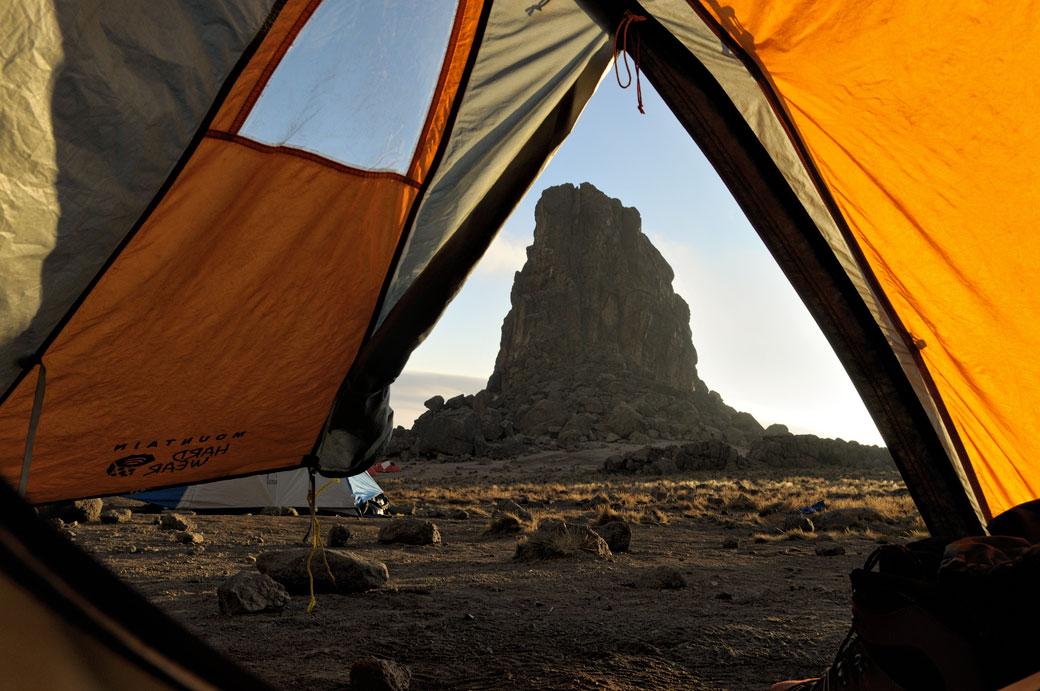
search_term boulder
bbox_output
[518,398,568,436]
[424,395,445,412]
[377,519,441,546]
[783,514,815,533]
[604,402,644,439]
[444,394,468,410]
[411,408,483,456]
[596,521,631,553]
[217,571,289,615]
[256,549,388,594]
[40,499,104,524]
[350,657,412,691]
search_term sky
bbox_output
[390,72,885,447]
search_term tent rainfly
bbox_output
[2,0,1038,687]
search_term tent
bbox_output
[1,0,1037,687]
[129,469,385,513]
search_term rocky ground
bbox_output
[70,446,922,690]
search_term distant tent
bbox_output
[2,0,1039,687]
[130,470,384,513]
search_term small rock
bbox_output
[387,503,416,516]
[722,537,739,549]
[40,499,104,524]
[101,508,132,524]
[327,524,352,547]
[158,513,194,531]
[446,508,470,520]
[257,549,388,594]
[350,657,412,691]
[716,591,734,601]
[217,571,289,615]
[176,531,204,544]
[636,566,687,590]
[596,521,631,553]
[377,519,441,546]
[815,542,846,557]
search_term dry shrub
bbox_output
[594,506,625,526]
[727,493,760,512]
[829,493,916,523]
[612,491,652,508]
[749,531,809,543]
[528,509,566,532]
[485,512,525,536]
[641,507,670,525]
[514,525,608,561]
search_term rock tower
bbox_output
[488,182,701,395]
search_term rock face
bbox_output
[748,432,892,469]
[488,182,699,395]
[381,182,893,471]
[386,184,763,458]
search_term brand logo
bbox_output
[106,454,155,477]
[104,431,246,478]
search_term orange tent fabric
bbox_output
[696,0,1040,517]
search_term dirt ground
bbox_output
[76,448,919,690]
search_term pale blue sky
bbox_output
[394,75,885,446]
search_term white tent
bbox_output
[130,469,384,513]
